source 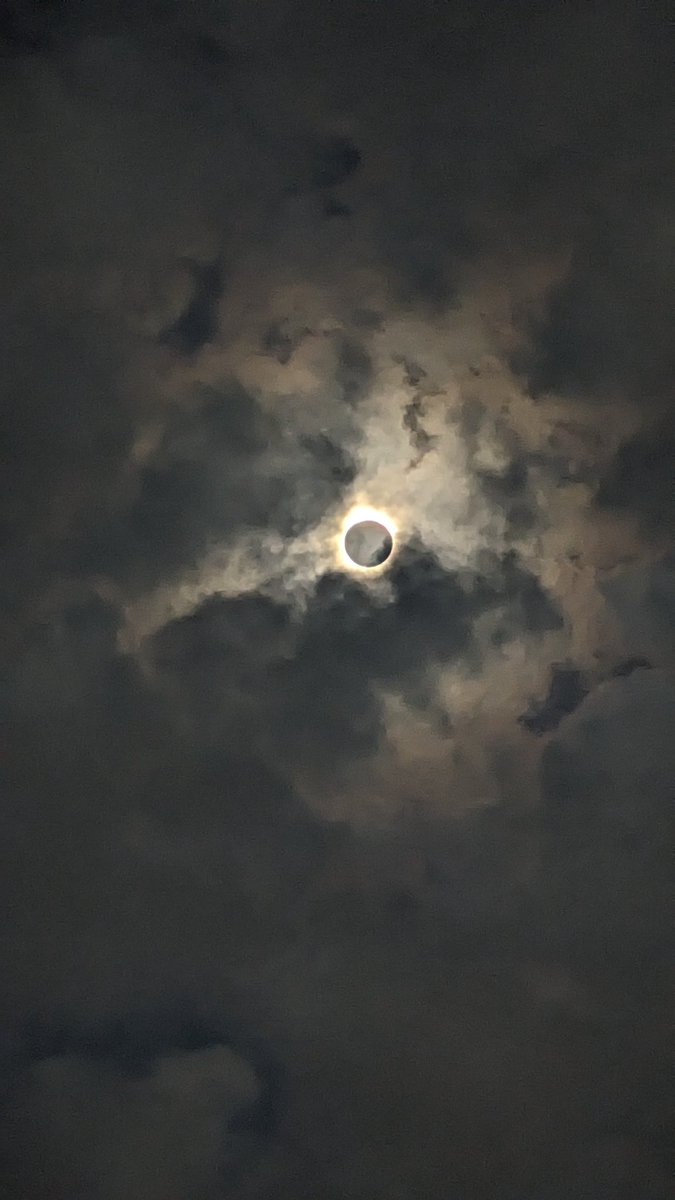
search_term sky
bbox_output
[0,1,674,1196]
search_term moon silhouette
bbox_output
[343,519,394,568]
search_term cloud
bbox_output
[519,663,588,735]
[540,668,675,958]
[308,135,362,190]
[596,417,675,536]
[66,378,359,595]
[0,0,674,1196]
[144,542,563,791]
[1,1043,259,1199]
[514,205,675,404]
[159,253,226,358]
[601,556,675,662]
[0,311,133,608]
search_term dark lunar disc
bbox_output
[344,519,393,567]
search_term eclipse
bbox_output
[343,517,394,568]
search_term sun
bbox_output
[338,505,397,571]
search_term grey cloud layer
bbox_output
[1,0,674,1197]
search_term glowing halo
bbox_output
[338,505,397,571]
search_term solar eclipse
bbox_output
[340,506,396,570]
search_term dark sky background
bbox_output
[1,1,674,1196]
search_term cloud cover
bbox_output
[1,0,674,1196]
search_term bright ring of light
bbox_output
[338,505,397,571]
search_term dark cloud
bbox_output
[1,1041,261,1198]
[610,655,652,679]
[350,308,384,331]
[322,196,352,219]
[309,135,362,190]
[260,320,311,364]
[515,208,675,403]
[70,381,358,592]
[0,313,133,610]
[489,549,564,637]
[519,664,588,735]
[13,1006,288,1187]
[476,457,538,537]
[395,357,442,466]
[402,394,437,468]
[395,249,457,313]
[147,543,562,785]
[595,416,675,535]
[602,556,675,662]
[159,254,226,357]
[334,335,373,407]
[478,458,528,501]
[539,669,675,968]
[298,431,356,494]
[69,380,274,589]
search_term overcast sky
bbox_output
[1,1,674,1197]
